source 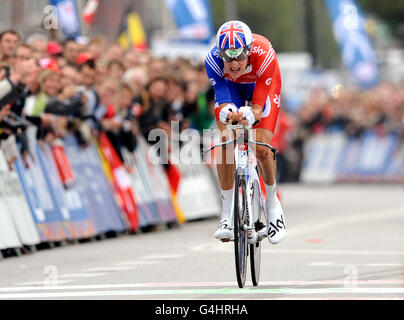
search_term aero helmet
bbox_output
[216,20,253,51]
[216,21,252,62]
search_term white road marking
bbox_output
[190,243,404,256]
[3,279,404,292]
[82,266,134,272]
[287,204,404,238]
[14,280,74,286]
[307,262,334,266]
[113,260,160,266]
[1,286,404,299]
[264,249,404,256]
[139,254,184,260]
[58,273,108,278]
[308,262,404,267]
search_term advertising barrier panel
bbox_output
[97,132,139,232]
[37,142,97,239]
[301,132,346,183]
[0,151,23,250]
[301,130,404,183]
[121,148,160,228]
[63,134,126,234]
[138,138,178,224]
[175,140,221,220]
[14,127,68,242]
[0,150,40,247]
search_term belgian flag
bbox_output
[118,11,148,51]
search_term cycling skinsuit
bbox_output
[205,34,282,133]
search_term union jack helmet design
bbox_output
[216,20,253,52]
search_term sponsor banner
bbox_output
[51,141,75,188]
[301,132,347,183]
[355,131,399,176]
[14,127,68,242]
[0,152,23,249]
[324,0,380,89]
[0,150,40,246]
[165,0,214,42]
[301,130,404,183]
[97,132,139,232]
[137,137,178,224]
[121,148,160,228]
[336,136,362,181]
[36,143,76,239]
[384,143,404,182]
[175,141,221,220]
[37,142,97,239]
[49,0,81,39]
[63,134,126,234]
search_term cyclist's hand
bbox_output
[227,111,242,124]
[219,104,239,124]
[238,106,256,127]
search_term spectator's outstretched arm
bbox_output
[45,95,83,117]
[0,66,22,108]
[0,77,17,108]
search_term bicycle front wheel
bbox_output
[234,167,248,288]
[250,180,263,286]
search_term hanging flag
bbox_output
[324,0,379,89]
[165,0,214,42]
[49,0,81,39]
[82,0,99,25]
[118,11,148,51]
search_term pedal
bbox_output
[255,221,268,241]
[248,229,258,244]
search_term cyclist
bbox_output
[205,20,286,244]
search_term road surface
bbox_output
[0,183,403,300]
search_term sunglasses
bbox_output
[219,47,250,63]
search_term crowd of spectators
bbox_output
[277,83,404,182]
[294,84,404,139]
[1,28,403,183]
[0,29,216,170]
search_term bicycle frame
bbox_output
[203,124,277,240]
[203,123,277,287]
[227,125,264,240]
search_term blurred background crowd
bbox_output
[1,0,404,184]
[0,29,216,174]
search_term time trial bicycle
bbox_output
[203,123,277,288]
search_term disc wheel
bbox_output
[250,180,263,286]
[234,167,248,288]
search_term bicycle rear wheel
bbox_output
[250,180,263,286]
[234,167,248,288]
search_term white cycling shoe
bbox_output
[214,218,233,242]
[266,196,286,244]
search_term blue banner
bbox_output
[49,0,81,39]
[36,143,96,239]
[63,134,126,234]
[14,150,68,242]
[165,0,214,42]
[324,0,379,89]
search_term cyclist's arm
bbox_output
[250,104,263,124]
[251,47,281,126]
[205,52,239,124]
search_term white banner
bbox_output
[0,151,23,249]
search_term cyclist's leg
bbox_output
[253,89,286,244]
[211,115,236,239]
[213,85,245,240]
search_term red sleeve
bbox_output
[252,49,281,107]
